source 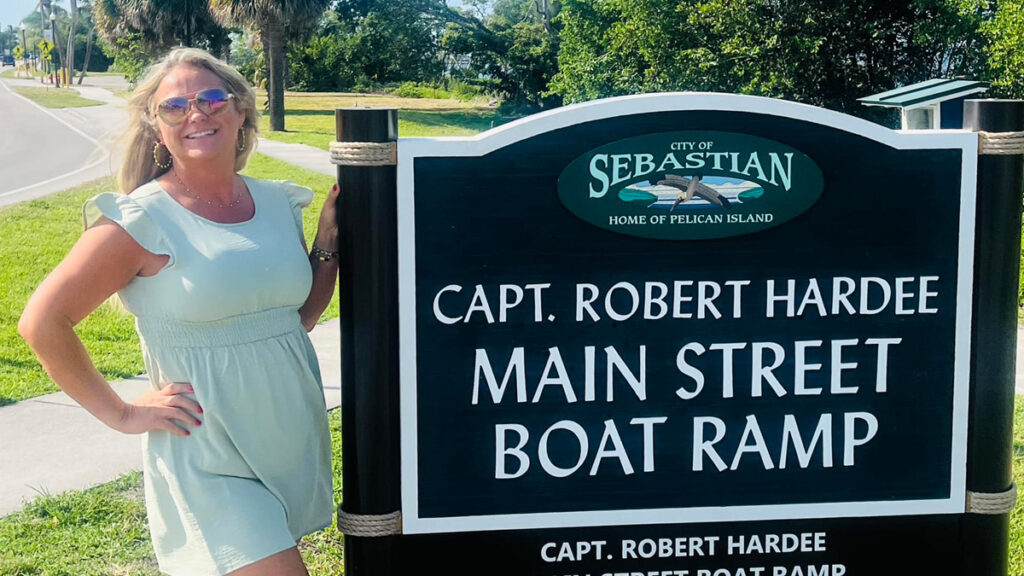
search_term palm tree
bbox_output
[209,0,332,131]
[93,0,227,55]
[119,0,201,47]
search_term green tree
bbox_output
[340,0,442,84]
[93,0,228,58]
[209,0,333,131]
[287,1,443,92]
[551,0,991,120]
[74,1,102,83]
[1,26,17,58]
[230,30,265,87]
[440,0,562,110]
[109,32,152,86]
[30,2,111,79]
[985,0,1024,97]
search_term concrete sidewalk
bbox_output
[256,139,333,177]
[0,318,339,518]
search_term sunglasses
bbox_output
[155,88,234,126]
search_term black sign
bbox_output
[395,94,976,573]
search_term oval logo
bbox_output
[557,131,824,240]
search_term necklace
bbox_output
[172,167,242,209]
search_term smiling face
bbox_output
[152,64,245,171]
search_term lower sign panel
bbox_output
[397,516,966,576]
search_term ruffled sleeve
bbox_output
[278,180,314,243]
[82,192,172,259]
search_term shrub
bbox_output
[392,82,451,99]
[446,79,485,102]
[108,33,151,88]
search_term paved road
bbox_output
[0,80,109,206]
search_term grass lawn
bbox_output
[0,408,344,575]
[1,402,1022,573]
[256,91,515,150]
[11,86,103,108]
[0,154,338,406]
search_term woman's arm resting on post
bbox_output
[18,219,202,437]
[299,184,340,332]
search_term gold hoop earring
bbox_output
[153,141,172,169]
[237,130,246,151]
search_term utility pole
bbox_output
[20,23,27,70]
[49,11,64,86]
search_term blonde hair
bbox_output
[118,47,260,195]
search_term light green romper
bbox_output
[83,176,334,576]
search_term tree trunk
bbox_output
[77,24,94,85]
[67,0,77,89]
[266,20,286,132]
[259,27,270,112]
[184,0,193,47]
[536,0,551,34]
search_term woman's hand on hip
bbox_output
[112,382,203,437]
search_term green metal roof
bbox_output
[859,78,988,108]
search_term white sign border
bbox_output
[397,92,977,535]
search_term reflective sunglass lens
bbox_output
[197,89,230,115]
[159,98,188,114]
[157,98,189,123]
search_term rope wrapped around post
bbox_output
[330,141,398,166]
[978,131,1024,155]
[337,510,402,537]
[966,483,1018,515]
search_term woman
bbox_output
[18,47,339,576]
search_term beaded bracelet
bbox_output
[310,245,340,262]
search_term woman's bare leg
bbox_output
[225,546,309,576]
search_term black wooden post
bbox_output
[962,99,1024,576]
[336,108,400,576]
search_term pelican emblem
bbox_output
[659,175,731,211]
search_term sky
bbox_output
[0,1,48,31]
